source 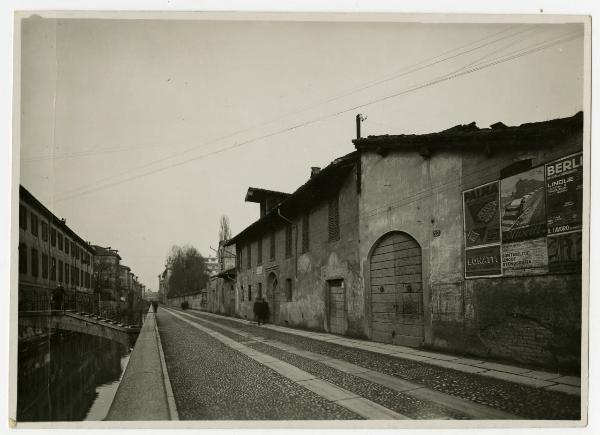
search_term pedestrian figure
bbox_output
[52,285,65,311]
[253,297,268,326]
[151,300,159,313]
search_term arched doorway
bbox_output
[267,272,278,324]
[370,231,424,347]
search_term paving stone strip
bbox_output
[195,309,580,395]
[162,308,406,420]
[172,308,518,420]
[174,308,581,420]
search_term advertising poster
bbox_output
[547,231,582,274]
[501,238,549,276]
[465,245,502,278]
[463,181,500,248]
[500,166,546,243]
[545,152,583,235]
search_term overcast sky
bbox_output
[19,16,584,290]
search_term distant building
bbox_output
[18,185,96,310]
[205,256,219,276]
[92,245,122,301]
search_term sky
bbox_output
[18,16,585,290]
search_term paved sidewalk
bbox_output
[191,309,580,396]
[106,310,177,420]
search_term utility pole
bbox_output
[356,113,367,140]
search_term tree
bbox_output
[166,245,209,297]
[218,215,232,242]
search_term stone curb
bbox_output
[154,312,180,420]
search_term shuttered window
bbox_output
[31,248,39,277]
[42,253,49,279]
[51,257,56,281]
[31,213,39,237]
[301,213,309,253]
[257,238,263,265]
[19,205,27,230]
[58,260,63,282]
[270,231,276,260]
[42,222,48,241]
[328,194,340,242]
[19,244,27,274]
[285,225,293,258]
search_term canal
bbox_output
[17,330,134,421]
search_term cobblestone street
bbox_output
[156,307,581,421]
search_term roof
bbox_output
[226,151,357,246]
[353,112,583,155]
[19,185,96,254]
[92,245,122,260]
[216,267,237,279]
[245,187,290,203]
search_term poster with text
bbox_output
[500,166,546,243]
[465,245,502,278]
[501,238,549,276]
[463,181,500,248]
[545,153,583,235]
[547,231,582,274]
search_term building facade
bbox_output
[18,186,95,311]
[227,153,364,334]
[353,111,583,370]
[225,112,584,371]
[92,246,121,301]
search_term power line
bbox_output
[52,26,537,199]
[24,25,523,166]
[55,31,582,203]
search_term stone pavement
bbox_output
[191,309,581,396]
[106,309,178,421]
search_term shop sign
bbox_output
[501,238,548,276]
[500,166,546,243]
[465,245,502,278]
[546,153,583,235]
[463,181,500,248]
[547,232,582,274]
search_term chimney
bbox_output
[310,167,321,178]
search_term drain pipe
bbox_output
[277,208,298,278]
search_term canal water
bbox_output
[17,331,133,422]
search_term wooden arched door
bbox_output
[370,232,424,347]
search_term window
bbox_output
[246,244,252,270]
[31,213,39,237]
[31,248,39,277]
[328,194,340,242]
[51,228,56,246]
[71,242,75,258]
[241,285,244,301]
[257,238,263,265]
[302,214,309,253]
[270,231,276,260]
[86,272,91,288]
[248,284,252,301]
[51,257,56,281]
[42,254,49,279]
[65,263,70,284]
[42,222,48,241]
[71,265,76,286]
[57,233,63,250]
[65,239,70,254]
[285,278,293,301]
[58,260,63,282]
[285,225,293,258]
[81,269,84,286]
[258,282,263,299]
[19,244,27,274]
[19,205,27,230]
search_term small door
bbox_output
[267,272,278,323]
[328,279,346,335]
[370,232,423,347]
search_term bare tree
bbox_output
[218,215,232,242]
